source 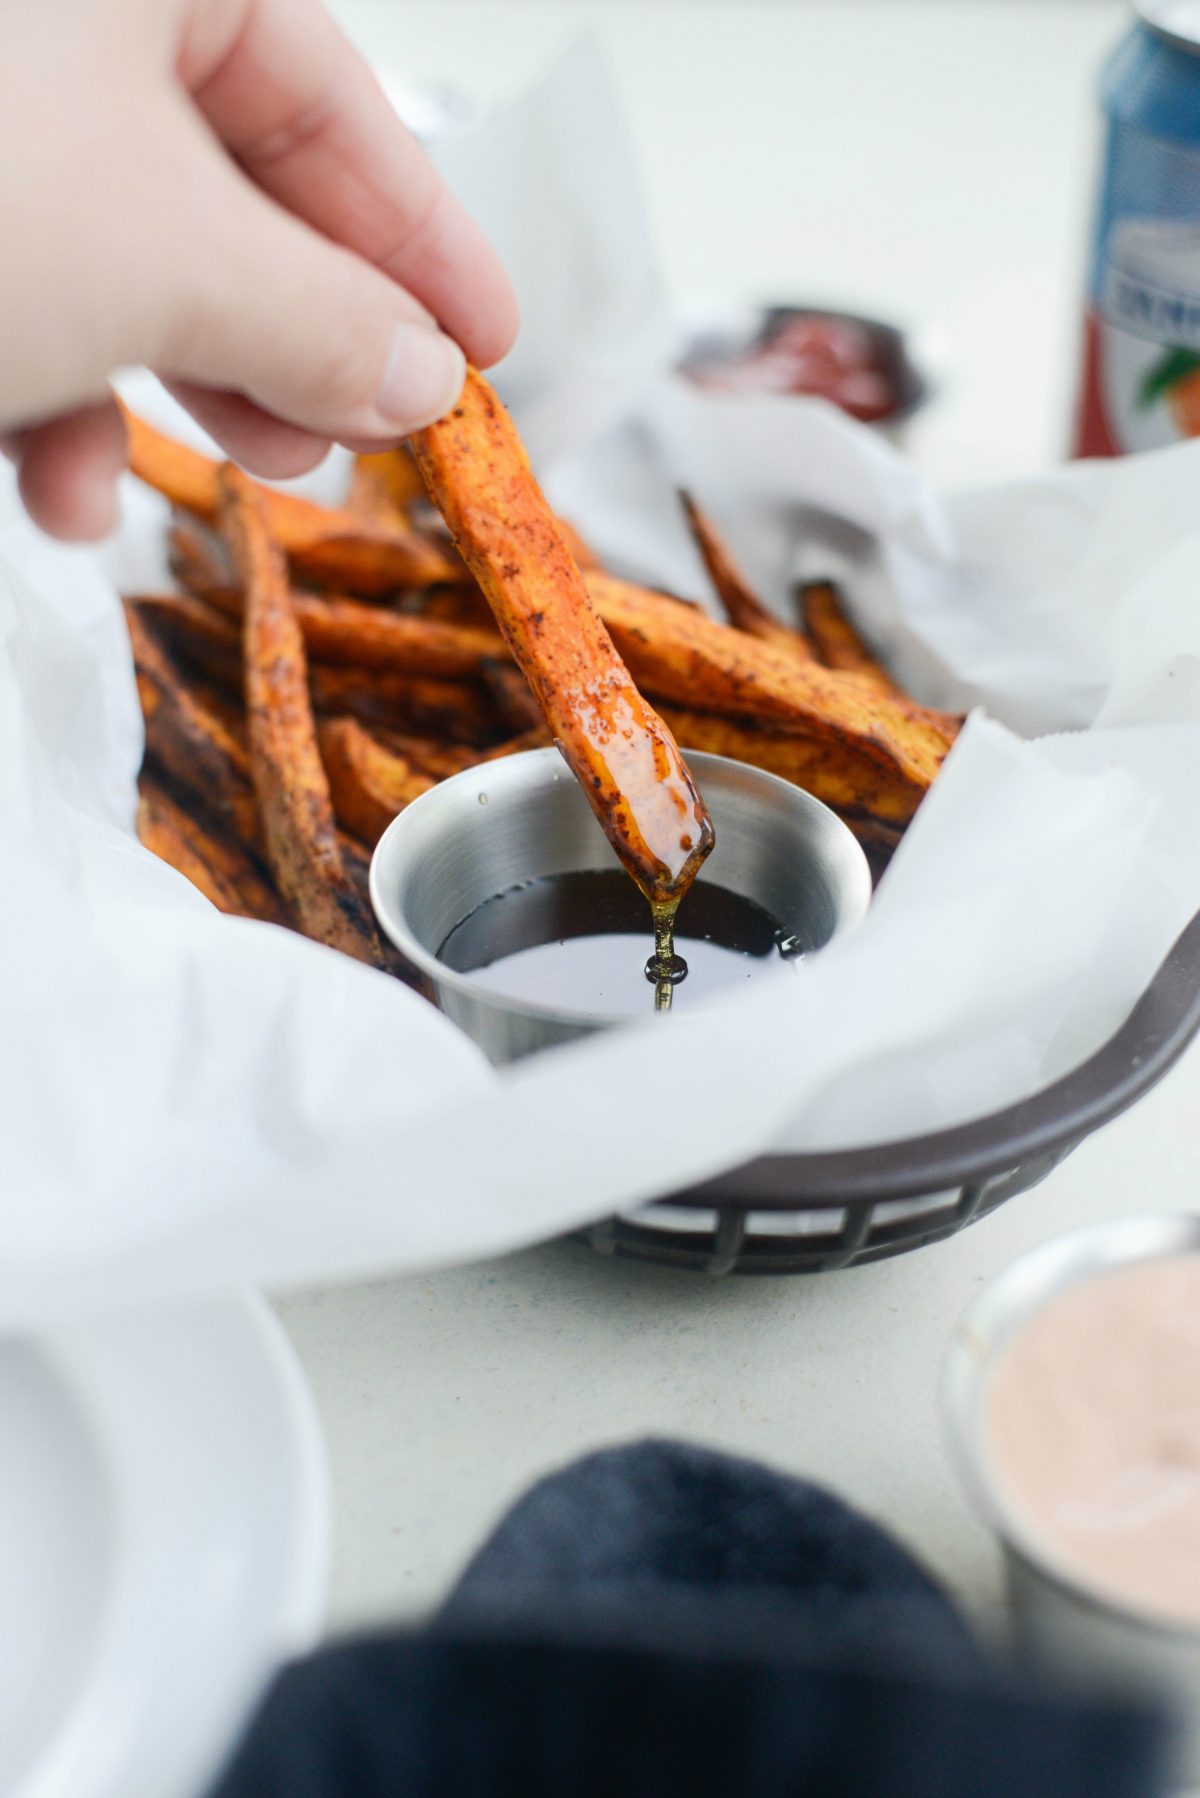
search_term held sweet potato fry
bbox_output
[136,778,288,923]
[800,579,901,695]
[218,465,384,967]
[411,368,714,910]
[123,406,457,594]
[679,491,814,659]
[317,717,436,848]
[586,571,960,784]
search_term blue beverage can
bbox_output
[1075,2,1200,455]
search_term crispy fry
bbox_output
[679,491,814,659]
[800,579,901,694]
[412,368,714,906]
[348,445,428,521]
[586,570,960,786]
[373,725,553,778]
[124,601,261,848]
[130,590,501,744]
[399,583,498,628]
[223,584,505,677]
[308,667,500,743]
[128,591,243,692]
[169,519,507,674]
[136,777,288,923]
[219,465,384,966]
[168,515,239,610]
[123,406,457,593]
[657,706,912,839]
[317,717,436,848]
[554,516,603,572]
[480,660,547,735]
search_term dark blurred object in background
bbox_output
[681,306,927,429]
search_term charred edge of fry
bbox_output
[317,717,436,849]
[679,490,814,658]
[798,579,901,693]
[136,776,288,923]
[336,833,422,988]
[398,584,501,628]
[588,569,955,790]
[308,666,502,744]
[219,464,384,966]
[657,705,923,829]
[124,600,261,846]
[126,591,243,693]
[479,659,547,735]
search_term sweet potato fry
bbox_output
[169,518,506,674]
[127,592,243,693]
[130,590,501,744]
[586,571,960,785]
[373,725,553,779]
[412,368,714,906]
[136,777,288,923]
[348,446,428,521]
[399,584,498,628]
[555,516,603,572]
[222,584,505,677]
[169,515,239,611]
[656,706,912,841]
[800,579,901,694]
[317,717,436,848]
[124,601,261,848]
[308,667,500,744]
[123,406,457,594]
[219,465,384,966]
[479,661,546,735]
[679,491,814,659]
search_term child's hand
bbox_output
[0,0,518,540]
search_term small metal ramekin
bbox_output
[943,1214,1200,1779]
[369,747,871,1065]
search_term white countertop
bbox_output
[271,0,1200,1643]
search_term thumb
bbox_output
[150,138,467,441]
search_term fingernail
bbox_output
[375,323,466,429]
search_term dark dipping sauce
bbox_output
[438,869,803,1020]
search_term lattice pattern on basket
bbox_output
[579,909,1200,1276]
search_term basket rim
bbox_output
[658,905,1200,1211]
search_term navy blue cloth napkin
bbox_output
[209,1440,1172,1798]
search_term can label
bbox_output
[1077,116,1200,454]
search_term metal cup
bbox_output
[369,747,871,1065]
[943,1215,1200,1780]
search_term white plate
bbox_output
[0,1293,328,1798]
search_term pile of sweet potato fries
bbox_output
[122,376,961,984]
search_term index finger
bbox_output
[178,0,518,368]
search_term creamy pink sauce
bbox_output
[987,1253,1200,1627]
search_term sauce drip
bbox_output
[439,870,801,1020]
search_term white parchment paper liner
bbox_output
[3,42,1200,1321]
